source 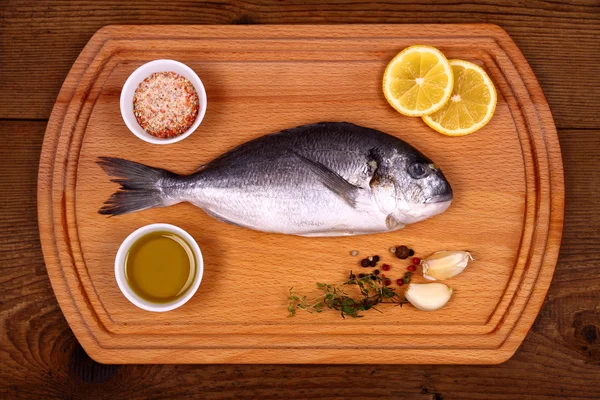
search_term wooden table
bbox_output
[1,1,598,398]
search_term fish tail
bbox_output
[97,157,177,216]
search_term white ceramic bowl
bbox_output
[120,59,207,145]
[115,223,204,312]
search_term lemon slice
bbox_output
[423,59,497,136]
[383,45,454,117]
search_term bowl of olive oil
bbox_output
[115,223,203,312]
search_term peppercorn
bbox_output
[360,258,370,268]
[369,259,377,267]
[407,265,416,272]
[358,273,365,278]
[408,249,415,256]
[373,269,380,275]
[395,245,410,259]
[396,279,404,286]
[412,257,420,265]
[381,264,391,271]
[404,271,412,284]
[373,255,380,262]
[371,275,377,280]
[383,278,392,286]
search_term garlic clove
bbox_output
[422,251,473,281]
[404,283,453,311]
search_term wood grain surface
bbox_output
[1,0,599,398]
[37,24,563,365]
[1,0,599,130]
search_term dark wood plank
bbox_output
[0,121,74,399]
[1,121,598,398]
[0,0,599,128]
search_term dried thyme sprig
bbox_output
[288,271,406,319]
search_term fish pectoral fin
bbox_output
[385,215,405,231]
[289,150,361,207]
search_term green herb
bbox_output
[288,271,405,319]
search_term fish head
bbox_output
[387,154,453,224]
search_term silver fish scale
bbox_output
[170,122,451,236]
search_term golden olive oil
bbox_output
[125,231,196,303]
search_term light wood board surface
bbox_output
[37,24,564,364]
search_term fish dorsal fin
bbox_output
[289,150,360,207]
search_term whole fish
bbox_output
[99,122,452,236]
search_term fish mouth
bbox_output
[425,193,453,204]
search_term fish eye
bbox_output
[408,162,431,179]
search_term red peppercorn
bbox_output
[381,264,391,271]
[407,265,416,272]
[396,279,404,286]
[383,278,392,286]
[412,257,420,265]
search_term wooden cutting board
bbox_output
[38,24,564,364]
